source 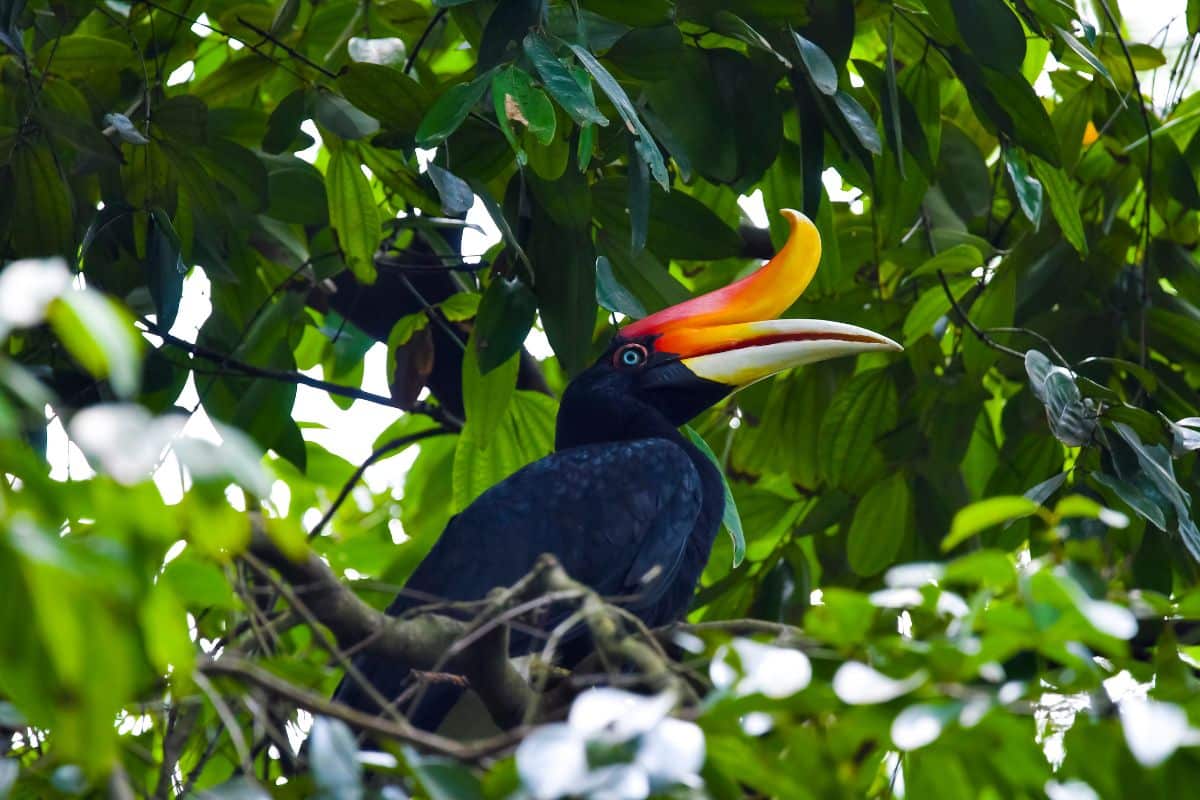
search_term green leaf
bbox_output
[138,582,194,678]
[475,276,537,374]
[903,275,972,346]
[326,146,380,283]
[818,368,899,491]
[338,63,431,134]
[1025,350,1097,446]
[953,52,1062,166]
[438,293,480,322]
[605,24,685,81]
[596,231,690,313]
[48,290,141,398]
[463,327,519,450]
[1031,157,1087,255]
[595,255,647,319]
[9,140,74,258]
[452,391,556,511]
[386,312,430,350]
[265,156,329,225]
[1005,148,1044,226]
[793,31,838,95]
[415,69,495,148]
[950,0,1026,73]
[264,89,309,154]
[943,496,1043,551]
[313,90,380,140]
[567,42,668,189]
[847,473,911,576]
[522,33,609,126]
[685,426,745,567]
[907,244,983,280]
[642,48,738,185]
[308,717,362,799]
[715,12,791,67]
[1093,471,1167,531]
[1054,495,1129,527]
[1052,24,1117,91]
[103,112,148,145]
[426,163,474,216]
[492,65,557,162]
[404,748,486,800]
[628,141,649,253]
[35,34,132,77]
[832,90,882,155]
[146,209,186,331]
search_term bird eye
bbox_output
[615,343,648,368]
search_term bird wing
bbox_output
[393,436,703,616]
[333,438,702,723]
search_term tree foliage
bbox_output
[4,0,1200,797]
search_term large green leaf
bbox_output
[942,496,1042,551]
[9,141,73,258]
[47,290,141,398]
[522,32,608,127]
[326,146,380,283]
[415,70,496,148]
[462,327,519,450]
[146,210,185,331]
[1032,157,1087,255]
[685,425,746,567]
[567,42,668,189]
[452,391,556,511]
[793,31,838,95]
[847,473,911,575]
[818,368,899,491]
[338,63,431,133]
[950,0,1025,73]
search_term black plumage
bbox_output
[333,338,730,730]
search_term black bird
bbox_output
[335,210,900,729]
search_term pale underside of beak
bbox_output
[677,319,903,388]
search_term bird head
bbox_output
[558,209,901,445]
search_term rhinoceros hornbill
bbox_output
[334,210,900,729]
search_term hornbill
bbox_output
[334,209,900,729]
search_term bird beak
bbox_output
[622,209,901,388]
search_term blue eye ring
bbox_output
[615,343,648,368]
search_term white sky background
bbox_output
[43,0,1197,519]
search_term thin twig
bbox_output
[937,270,1024,359]
[145,323,419,414]
[141,0,316,83]
[403,8,448,74]
[236,16,339,80]
[200,655,526,761]
[192,671,253,776]
[306,427,451,541]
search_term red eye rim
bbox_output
[613,342,649,369]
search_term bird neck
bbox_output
[554,394,727,622]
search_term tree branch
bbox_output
[145,323,463,428]
[244,529,534,733]
[198,654,524,761]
